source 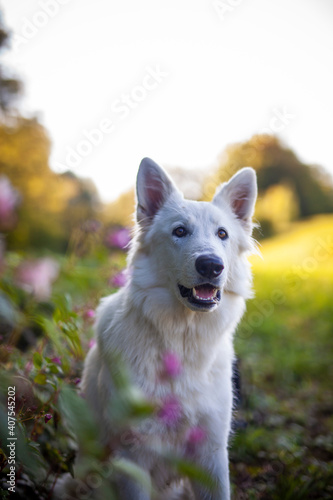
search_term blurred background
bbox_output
[0,1,332,499]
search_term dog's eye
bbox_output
[218,228,228,240]
[173,226,187,237]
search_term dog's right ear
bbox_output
[136,158,178,225]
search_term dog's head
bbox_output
[132,158,257,313]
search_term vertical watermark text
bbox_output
[7,386,16,493]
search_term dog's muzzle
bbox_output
[178,254,224,310]
[178,283,221,309]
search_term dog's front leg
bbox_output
[191,447,230,500]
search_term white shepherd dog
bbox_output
[81,158,257,499]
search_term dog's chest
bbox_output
[116,305,234,450]
[133,356,229,431]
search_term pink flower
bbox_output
[88,339,96,349]
[158,395,182,427]
[74,378,81,385]
[187,426,206,443]
[15,258,59,300]
[162,351,182,378]
[25,360,33,373]
[44,413,52,424]
[106,227,131,250]
[0,176,20,229]
[84,309,95,320]
[185,426,207,453]
[110,269,128,288]
[51,357,61,366]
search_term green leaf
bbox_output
[28,441,40,449]
[49,364,60,374]
[58,385,102,458]
[33,352,43,370]
[34,373,47,385]
[164,453,214,490]
[0,291,20,327]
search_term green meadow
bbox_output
[231,214,333,499]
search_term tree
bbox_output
[0,9,100,251]
[0,117,100,251]
[0,11,22,115]
[202,135,333,236]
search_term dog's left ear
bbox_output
[213,167,257,231]
[136,157,179,225]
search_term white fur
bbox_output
[80,159,257,499]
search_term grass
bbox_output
[230,215,333,499]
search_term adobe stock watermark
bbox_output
[260,106,296,136]
[12,0,73,52]
[202,105,296,201]
[233,105,296,166]
[212,0,245,21]
[237,235,332,340]
[237,105,296,165]
[60,461,114,500]
[53,65,169,172]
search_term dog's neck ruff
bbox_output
[127,266,244,336]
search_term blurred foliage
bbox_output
[202,135,333,237]
[0,12,22,116]
[0,11,101,252]
[103,190,135,228]
[0,118,100,251]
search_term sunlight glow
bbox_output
[2,0,333,201]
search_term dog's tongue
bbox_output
[194,285,216,300]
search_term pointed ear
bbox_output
[213,167,257,230]
[136,158,179,225]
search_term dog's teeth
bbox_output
[193,288,209,300]
[193,287,218,301]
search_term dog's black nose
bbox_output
[195,255,224,280]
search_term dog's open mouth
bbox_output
[178,284,221,308]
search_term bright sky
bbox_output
[2,0,333,201]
